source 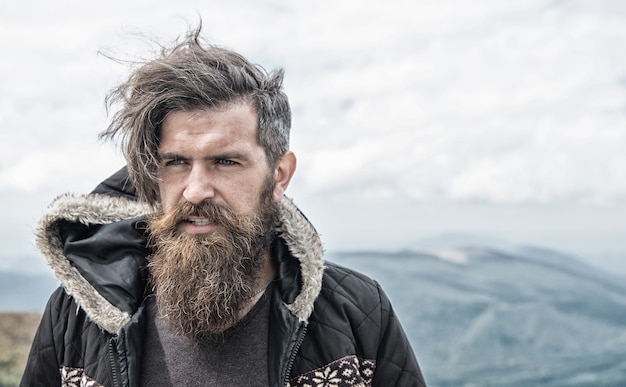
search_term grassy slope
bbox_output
[0,312,40,387]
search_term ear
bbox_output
[272,151,297,202]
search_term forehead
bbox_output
[159,101,259,146]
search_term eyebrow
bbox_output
[158,152,186,161]
[158,151,249,162]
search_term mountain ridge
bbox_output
[327,246,626,386]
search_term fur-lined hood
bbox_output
[35,171,325,334]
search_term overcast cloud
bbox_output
[2,0,626,274]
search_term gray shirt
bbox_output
[139,285,272,386]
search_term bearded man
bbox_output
[21,27,426,387]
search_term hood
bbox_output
[35,167,325,334]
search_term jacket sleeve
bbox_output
[372,283,427,387]
[20,287,64,387]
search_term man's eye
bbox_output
[164,158,186,167]
[216,159,238,166]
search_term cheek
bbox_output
[158,182,178,211]
[232,179,269,214]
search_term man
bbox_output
[21,28,426,387]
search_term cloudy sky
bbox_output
[1,0,626,275]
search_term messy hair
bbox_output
[100,27,291,205]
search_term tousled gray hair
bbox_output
[100,27,291,205]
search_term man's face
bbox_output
[157,102,273,229]
[147,101,291,341]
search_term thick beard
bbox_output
[146,177,279,343]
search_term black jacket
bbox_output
[21,168,426,386]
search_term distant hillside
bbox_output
[0,270,54,387]
[328,247,626,387]
[0,312,40,387]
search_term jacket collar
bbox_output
[36,190,325,334]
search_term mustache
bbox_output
[173,201,233,222]
[154,200,240,233]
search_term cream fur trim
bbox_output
[36,194,152,334]
[277,197,326,321]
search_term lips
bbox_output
[181,216,219,235]
[187,217,212,226]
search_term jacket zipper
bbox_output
[109,338,121,387]
[283,324,307,386]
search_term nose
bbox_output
[182,166,215,204]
